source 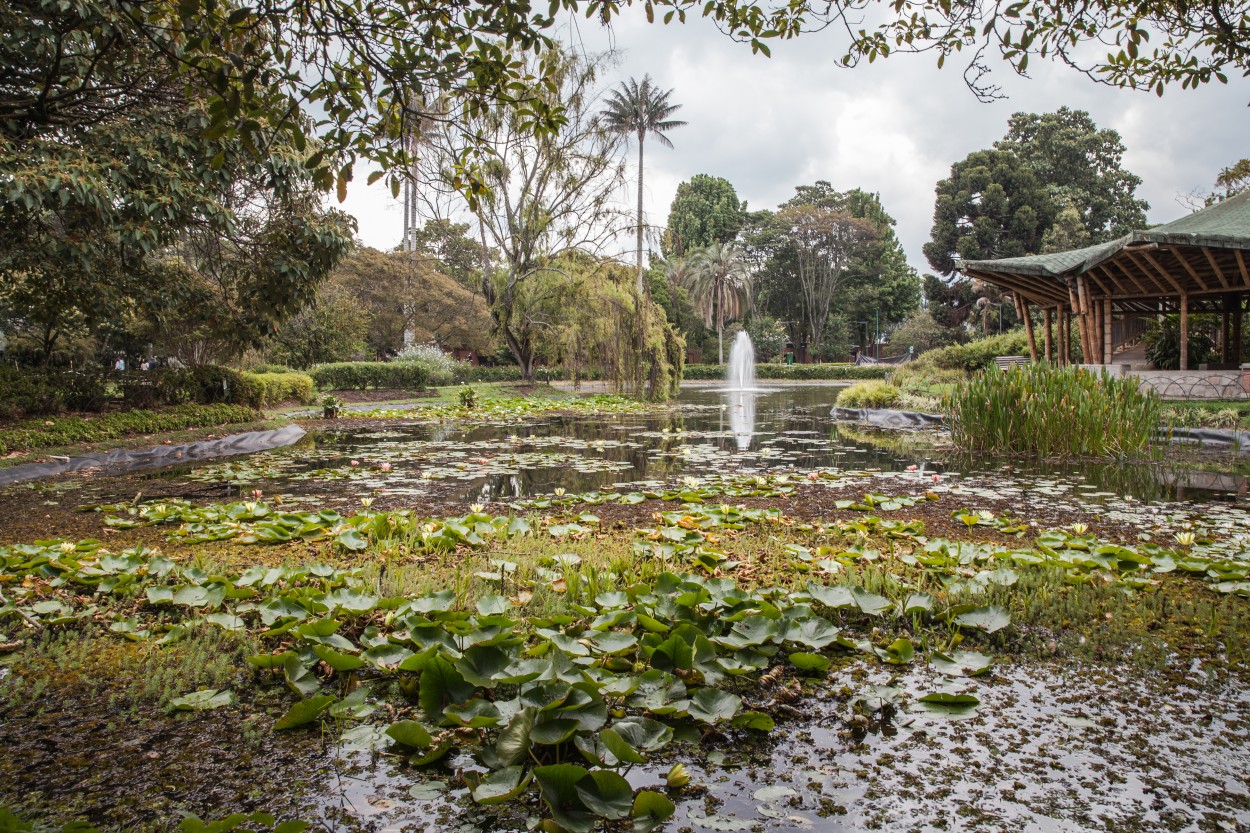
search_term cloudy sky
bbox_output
[338,9,1249,277]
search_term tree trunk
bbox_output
[635,136,646,297]
[718,325,724,366]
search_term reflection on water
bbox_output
[724,390,756,451]
[127,383,1250,507]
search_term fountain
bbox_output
[724,332,758,450]
[726,331,756,391]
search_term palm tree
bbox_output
[685,243,752,364]
[601,75,686,296]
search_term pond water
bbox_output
[108,382,1250,510]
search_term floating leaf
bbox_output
[386,720,432,749]
[170,688,234,711]
[953,605,1012,633]
[469,766,532,805]
[930,650,995,677]
[274,694,335,730]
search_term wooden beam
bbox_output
[1116,252,1169,296]
[1136,250,1187,295]
[1169,246,1210,292]
[1043,307,1053,362]
[1180,293,1190,371]
[1236,295,1244,364]
[1203,247,1232,290]
[1235,250,1250,286]
[1097,263,1143,296]
[975,270,1067,306]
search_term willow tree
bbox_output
[601,76,686,295]
[685,243,753,364]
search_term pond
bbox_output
[85,382,1243,511]
[2,383,1250,833]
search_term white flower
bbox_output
[470,503,485,514]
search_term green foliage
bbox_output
[1142,316,1216,370]
[121,366,260,409]
[745,317,788,361]
[924,149,1052,275]
[241,373,316,406]
[664,174,747,258]
[683,363,888,380]
[889,309,961,354]
[836,381,902,409]
[0,404,259,454]
[0,367,109,418]
[995,108,1148,241]
[914,330,1032,372]
[949,364,1161,456]
[267,285,371,369]
[309,362,431,391]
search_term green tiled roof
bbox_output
[960,190,1250,279]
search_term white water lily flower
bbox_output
[470,503,485,514]
[1175,531,1196,547]
[360,497,374,508]
[554,488,566,497]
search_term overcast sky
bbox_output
[338,9,1249,277]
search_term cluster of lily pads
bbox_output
[341,395,658,423]
[0,531,1014,832]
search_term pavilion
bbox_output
[958,190,1250,371]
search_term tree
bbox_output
[268,285,372,368]
[776,205,877,357]
[328,248,493,356]
[1041,206,1093,253]
[664,174,747,258]
[601,75,687,295]
[924,149,1053,275]
[890,309,961,354]
[418,50,625,381]
[995,108,1148,241]
[685,243,753,364]
[1210,160,1250,204]
[404,220,490,295]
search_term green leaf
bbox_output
[600,727,646,764]
[443,698,502,728]
[418,656,474,718]
[312,645,364,672]
[274,694,335,730]
[386,720,432,749]
[852,586,891,616]
[283,654,320,697]
[687,688,742,724]
[169,688,234,711]
[788,651,831,673]
[930,649,995,677]
[919,690,980,706]
[730,710,775,731]
[469,766,532,805]
[953,605,1012,633]
[632,790,677,833]
[491,707,536,767]
[534,764,595,833]
[575,769,633,820]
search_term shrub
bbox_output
[683,364,889,381]
[1142,316,1216,370]
[121,366,261,409]
[251,363,295,374]
[836,381,902,409]
[0,404,260,454]
[0,367,112,418]
[241,372,316,406]
[310,361,430,391]
[395,343,458,386]
[452,365,524,383]
[915,330,1032,372]
[949,364,1161,457]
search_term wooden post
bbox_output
[1180,293,1190,371]
[1235,294,1244,365]
[1103,299,1113,365]
[1222,294,1232,364]
[1043,307,1053,362]
[1062,309,1071,366]
[1068,284,1085,364]
[1017,296,1038,361]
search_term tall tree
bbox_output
[601,75,687,295]
[664,174,747,258]
[924,149,1053,275]
[418,50,625,381]
[685,243,753,364]
[995,108,1148,241]
[1209,160,1250,204]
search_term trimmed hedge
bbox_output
[242,372,316,406]
[310,362,431,391]
[0,404,262,455]
[0,367,111,418]
[683,363,889,381]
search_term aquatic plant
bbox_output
[835,381,902,409]
[949,364,1160,457]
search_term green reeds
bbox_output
[948,363,1160,457]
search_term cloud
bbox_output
[339,9,1250,277]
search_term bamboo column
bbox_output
[1235,294,1244,365]
[1103,299,1113,365]
[1222,294,1232,364]
[1043,308,1053,362]
[1068,284,1085,364]
[1180,293,1190,371]
[1017,296,1038,361]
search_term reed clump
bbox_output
[949,363,1160,457]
